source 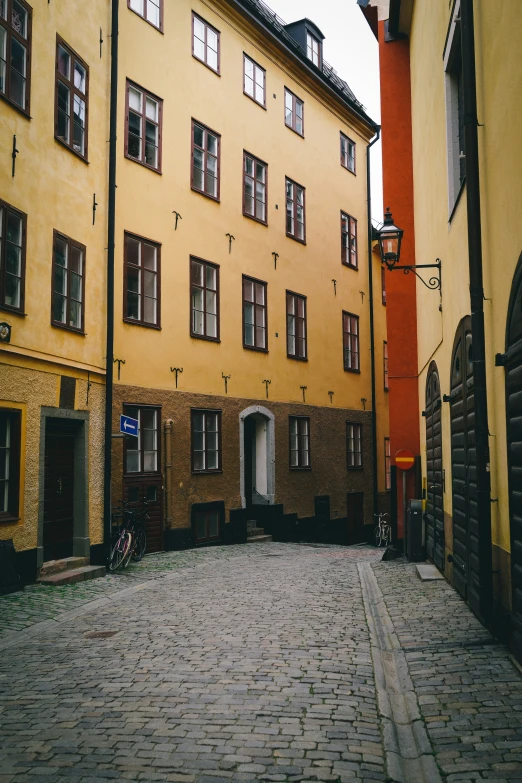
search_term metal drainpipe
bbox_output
[460,0,493,620]
[103,0,119,563]
[366,126,381,522]
[164,419,173,530]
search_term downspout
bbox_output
[367,126,381,521]
[164,419,173,531]
[460,0,493,620]
[103,0,119,562]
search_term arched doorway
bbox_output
[239,405,275,508]
[504,254,522,661]
[425,362,444,571]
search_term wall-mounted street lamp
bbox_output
[377,208,441,292]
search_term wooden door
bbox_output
[425,363,445,570]
[43,420,76,561]
[123,478,163,553]
[346,492,365,544]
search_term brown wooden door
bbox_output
[43,420,76,561]
[123,478,163,553]
[425,363,445,571]
[346,492,365,544]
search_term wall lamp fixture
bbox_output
[376,208,441,292]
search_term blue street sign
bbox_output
[120,414,139,437]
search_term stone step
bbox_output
[39,556,89,578]
[38,565,106,586]
[246,535,272,543]
[247,527,266,538]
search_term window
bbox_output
[284,88,304,136]
[192,410,221,473]
[306,32,320,67]
[128,0,162,30]
[125,81,162,172]
[51,231,85,333]
[190,257,219,341]
[289,416,310,469]
[194,507,221,544]
[343,312,359,372]
[444,1,465,214]
[243,152,267,224]
[124,406,160,474]
[0,408,21,522]
[341,212,357,268]
[192,13,219,74]
[287,291,307,360]
[243,54,265,107]
[243,276,267,351]
[191,120,220,200]
[340,133,356,173]
[385,437,391,490]
[124,233,160,328]
[55,38,88,159]
[0,0,31,113]
[384,341,389,391]
[381,266,387,305]
[0,198,26,313]
[286,177,305,243]
[346,423,362,469]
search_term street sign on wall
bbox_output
[395,449,415,471]
[120,414,139,437]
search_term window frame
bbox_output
[243,53,266,108]
[242,151,267,226]
[384,341,389,391]
[191,409,222,474]
[0,198,26,315]
[341,211,358,269]
[123,231,161,330]
[381,266,387,305]
[444,0,466,217]
[190,256,220,342]
[0,0,32,116]
[124,79,163,173]
[306,31,321,68]
[191,12,220,75]
[346,422,363,470]
[123,404,162,477]
[51,229,86,335]
[284,87,304,137]
[286,290,307,361]
[343,311,360,373]
[193,505,222,544]
[242,275,268,353]
[54,35,89,161]
[289,415,311,470]
[0,407,21,523]
[191,118,221,202]
[127,0,163,32]
[285,177,306,244]
[340,132,356,174]
[385,437,391,491]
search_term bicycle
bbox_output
[374,512,391,547]
[108,501,148,571]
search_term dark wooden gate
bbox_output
[43,419,76,561]
[346,492,365,544]
[123,478,163,553]
[425,362,444,570]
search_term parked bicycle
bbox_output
[374,512,391,548]
[108,500,148,572]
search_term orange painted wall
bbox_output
[378,21,420,535]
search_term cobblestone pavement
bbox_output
[0,543,521,783]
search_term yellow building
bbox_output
[111,0,389,550]
[0,0,110,580]
[364,0,522,660]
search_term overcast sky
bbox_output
[267,0,384,220]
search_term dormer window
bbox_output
[306,32,320,67]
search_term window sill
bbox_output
[347,466,363,471]
[341,163,356,176]
[123,471,162,479]
[287,354,308,362]
[243,90,267,110]
[128,7,164,33]
[190,332,220,343]
[192,469,223,475]
[55,136,89,164]
[0,92,30,119]
[344,367,361,374]
[285,123,304,139]
[51,322,86,336]
[244,344,269,353]
[192,54,220,76]
[123,317,161,330]
[0,514,21,524]
[0,304,27,317]
[125,153,162,175]
[342,261,359,270]
[449,178,466,223]
[290,466,312,471]
[243,212,268,227]
[286,233,306,245]
[191,186,220,203]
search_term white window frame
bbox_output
[443,0,465,216]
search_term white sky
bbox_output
[266,0,384,220]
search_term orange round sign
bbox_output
[394,449,415,471]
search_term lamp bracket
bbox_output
[387,259,441,292]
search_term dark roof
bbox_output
[228,0,378,131]
[284,18,326,41]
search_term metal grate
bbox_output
[84,631,118,639]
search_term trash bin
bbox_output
[406,499,425,562]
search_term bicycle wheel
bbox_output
[381,525,390,548]
[122,532,135,568]
[132,528,147,562]
[374,526,382,547]
[108,532,132,572]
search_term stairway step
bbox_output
[39,557,89,578]
[247,527,266,537]
[38,565,106,586]
[246,535,272,543]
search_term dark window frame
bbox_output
[381,266,387,305]
[191,408,222,474]
[0,407,21,523]
[123,404,162,477]
[124,79,163,173]
[127,0,163,32]
[243,150,267,226]
[346,422,363,470]
[191,11,220,75]
[123,231,161,330]
[51,229,86,335]
[242,275,268,352]
[0,0,32,116]
[341,211,358,269]
[54,35,89,162]
[289,415,311,470]
[191,118,221,202]
[190,256,220,342]
[285,176,306,244]
[0,198,26,315]
[286,290,307,361]
[340,132,356,174]
[284,87,304,137]
[385,437,391,490]
[306,30,322,68]
[384,341,389,391]
[343,311,360,373]
[243,52,266,108]
[192,501,224,545]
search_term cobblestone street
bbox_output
[1,543,522,783]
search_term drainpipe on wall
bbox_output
[367,126,381,521]
[103,0,119,562]
[164,419,173,531]
[460,0,493,620]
